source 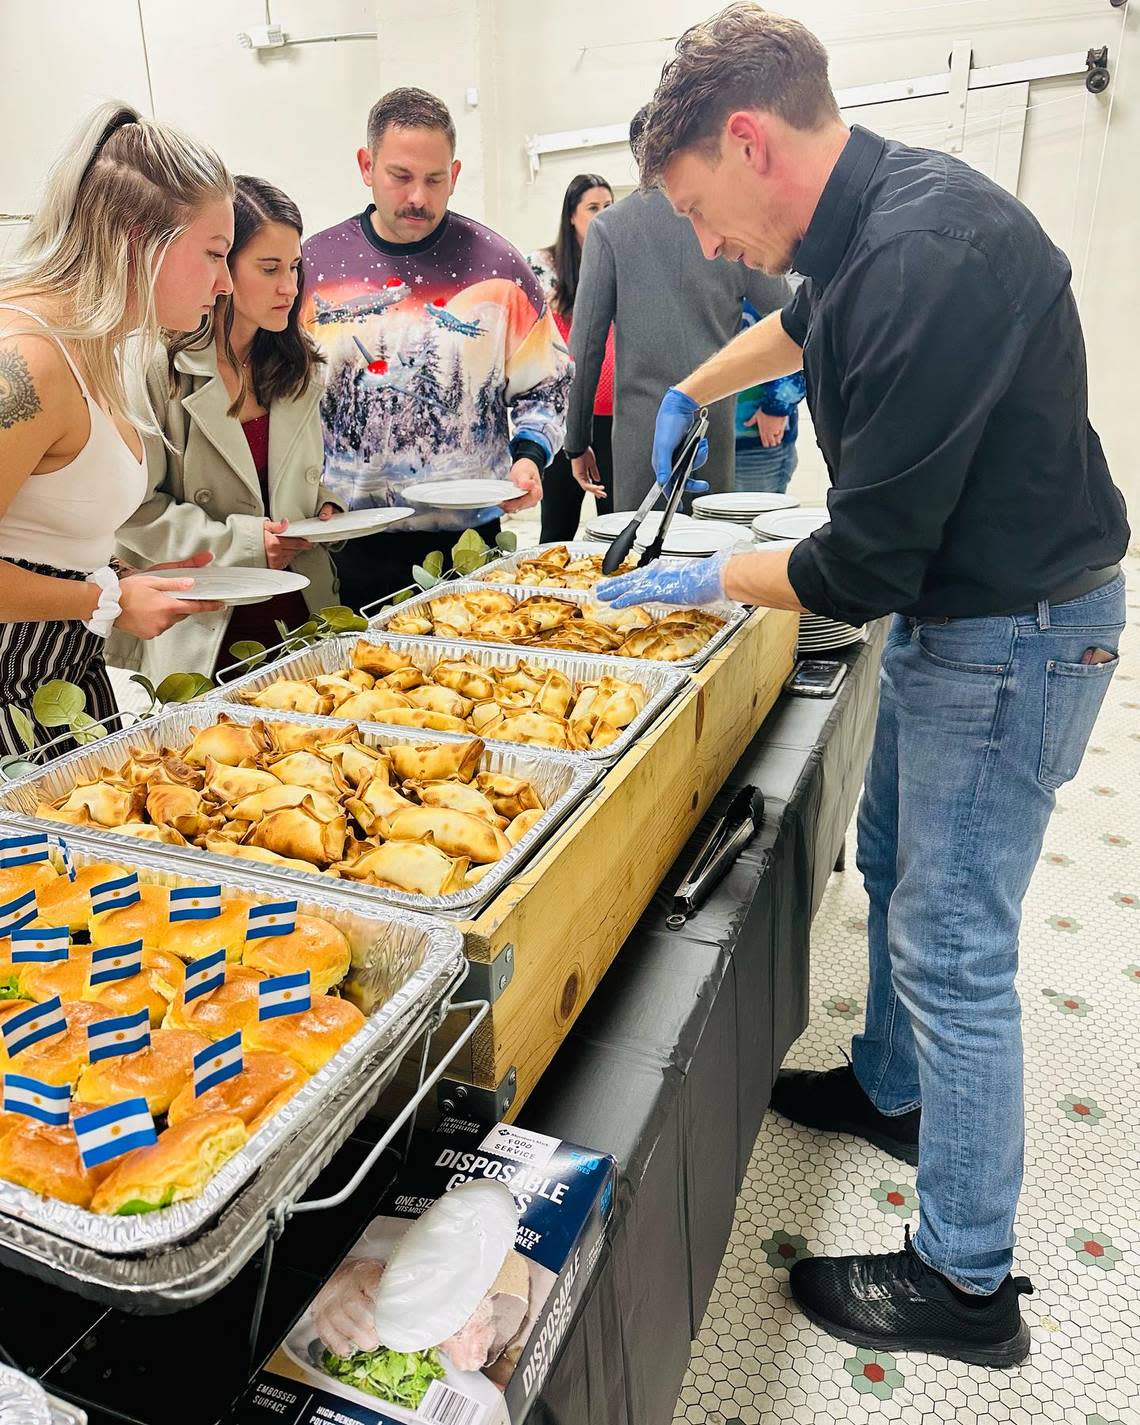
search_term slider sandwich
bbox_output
[0,1001,115,1087]
[164,964,266,1040]
[241,915,351,995]
[35,862,130,935]
[90,1111,248,1215]
[74,1027,211,1116]
[244,995,365,1074]
[167,1049,308,1133]
[0,1113,112,1208]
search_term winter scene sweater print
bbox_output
[302,207,572,531]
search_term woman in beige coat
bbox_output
[110,175,339,683]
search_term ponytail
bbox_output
[0,101,233,430]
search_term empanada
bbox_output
[407,780,506,827]
[379,667,426,693]
[200,838,319,876]
[485,709,572,750]
[505,808,544,845]
[56,780,143,828]
[377,707,470,734]
[334,841,468,897]
[345,774,418,835]
[331,688,414,722]
[201,757,281,803]
[243,680,332,716]
[326,740,389,789]
[385,611,433,636]
[246,806,347,867]
[230,784,342,824]
[311,675,365,707]
[183,718,269,767]
[265,751,349,798]
[388,740,483,785]
[351,640,417,677]
[113,820,190,846]
[404,685,474,719]
[474,772,544,820]
[431,659,497,702]
[266,722,351,754]
[382,806,511,864]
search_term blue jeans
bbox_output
[734,442,798,494]
[850,576,1125,1294]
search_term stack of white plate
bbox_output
[691,491,799,525]
[583,510,697,543]
[749,508,864,652]
[751,507,829,542]
[583,508,744,557]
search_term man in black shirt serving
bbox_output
[598,4,1129,1367]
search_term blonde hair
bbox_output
[0,101,233,428]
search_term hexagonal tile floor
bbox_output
[674,555,1140,1425]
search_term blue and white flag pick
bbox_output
[86,1007,150,1064]
[89,872,140,917]
[183,947,226,1005]
[247,901,297,941]
[169,884,222,922]
[0,996,66,1058]
[192,1031,243,1098]
[0,889,38,937]
[10,925,70,964]
[88,939,144,988]
[0,832,50,870]
[2,1072,70,1127]
[72,1097,156,1169]
[257,970,311,1021]
[48,835,76,882]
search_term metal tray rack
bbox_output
[368,577,750,671]
[211,630,691,768]
[0,703,597,920]
[0,830,464,1262]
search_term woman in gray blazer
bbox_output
[110,175,340,682]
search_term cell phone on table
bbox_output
[785,659,848,698]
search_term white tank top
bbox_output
[0,303,147,573]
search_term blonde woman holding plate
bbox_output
[112,175,341,681]
[0,102,232,755]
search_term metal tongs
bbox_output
[666,785,764,929]
[601,407,710,575]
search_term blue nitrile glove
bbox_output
[596,545,744,609]
[652,387,710,494]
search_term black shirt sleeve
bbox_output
[787,232,1028,624]
[780,280,813,347]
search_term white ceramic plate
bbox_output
[751,508,830,540]
[284,507,416,541]
[149,567,310,606]
[585,510,696,541]
[403,479,520,510]
[638,522,743,557]
[692,492,800,516]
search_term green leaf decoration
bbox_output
[320,607,367,634]
[228,640,267,670]
[330,614,367,633]
[0,757,38,782]
[69,711,108,745]
[31,680,86,729]
[318,605,358,624]
[128,674,158,707]
[274,619,293,642]
[7,706,36,752]
[423,550,445,578]
[494,530,518,553]
[392,589,416,605]
[412,565,441,590]
[155,673,203,704]
[186,673,214,699]
[452,551,485,577]
[453,528,489,557]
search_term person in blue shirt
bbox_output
[733,298,805,494]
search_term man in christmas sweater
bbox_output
[302,87,572,609]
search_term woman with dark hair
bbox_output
[110,174,341,681]
[528,174,615,541]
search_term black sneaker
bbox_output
[769,1060,920,1165]
[789,1227,1034,1367]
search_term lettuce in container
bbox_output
[319,1345,445,1409]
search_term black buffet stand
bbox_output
[3,626,884,1425]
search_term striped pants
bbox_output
[0,559,118,759]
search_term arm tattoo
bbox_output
[0,348,43,430]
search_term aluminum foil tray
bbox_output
[0,1365,53,1425]
[0,704,597,919]
[0,830,463,1258]
[368,577,750,670]
[212,630,691,768]
[0,945,463,1312]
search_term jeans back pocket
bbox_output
[1038,656,1119,790]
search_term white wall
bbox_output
[1,0,1136,523]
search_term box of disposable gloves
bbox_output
[232,1116,616,1425]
